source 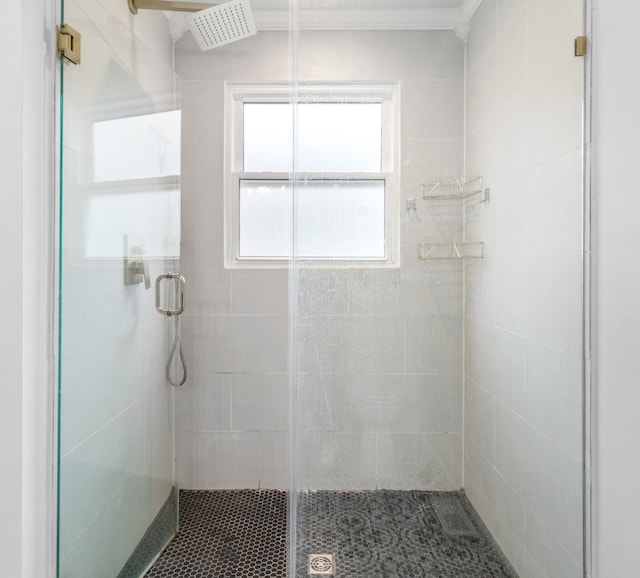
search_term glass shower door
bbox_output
[56,0,181,575]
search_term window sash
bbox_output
[236,175,390,260]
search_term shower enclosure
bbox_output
[55,0,588,577]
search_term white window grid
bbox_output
[224,82,401,268]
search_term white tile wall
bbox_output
[176,29,466,491]
[464,1,585,577]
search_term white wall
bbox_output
[591,1,640,576]
[1,0,26,575]
[463,1,584,576]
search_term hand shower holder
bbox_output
[155,273,185,316]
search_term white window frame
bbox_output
[224,82,400,269]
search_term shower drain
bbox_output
[308,553,334,575]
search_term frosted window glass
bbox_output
[239,180,385,259]
[244,104,293,173]
[93,110,181,182]
[296,180,385,258]
[297,103,382,172]
[243,103,382,173]
[239,181,292,258]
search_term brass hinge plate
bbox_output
[57,24,81,65]
[575,36,587,57]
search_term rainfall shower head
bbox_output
[185,0,257,51]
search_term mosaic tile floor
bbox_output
[146,489,518,578]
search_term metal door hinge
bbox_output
[57,24,81,65]
[575,36,587,57]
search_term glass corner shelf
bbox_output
[421,176,484,200]
[417,242,484,260]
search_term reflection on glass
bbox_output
[93,110,181,182]
[85,186,180,258]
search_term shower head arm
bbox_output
[128,0,215,15]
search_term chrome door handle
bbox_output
[155,273,185,316]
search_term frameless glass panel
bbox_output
[239,179,385,259]
[243,102,382,172]
[57,0,180,576]
[289,2,586,578]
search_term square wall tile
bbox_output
[406,315,463,374]
[522,428,583,562]
[295,267,350,316]
[350,31,464,81]
[526,0,584,86]
[231,269,289,315]
[495,404,527,494]
[340,374,462,434]
[401,80,464,139]
[492,253,583,356]
[260,432,289,489]
[176,31,290,82]
[376,432,461,490]
[232,373,289,432]
[180,195,225,260]
[296,30,352,81]
[496,0,527,37]
[297,315,405,375]
[294,432,377,491]
[181,255,231,315]
[182,431,260,489]
[177,372,231,433]
[524,341,583,459]
[464,378,496,464]
[522,55,583,166]
[524,510,583,578]
[183,314,289,374]
[401,138,464,198]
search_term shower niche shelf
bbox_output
[418,242,484,260]
[422,176,486,201]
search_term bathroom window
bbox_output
[225,83,400,267]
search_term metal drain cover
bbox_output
[431,493,478,536]
[309,553,334,575]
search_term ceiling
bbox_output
[184,0,483,34]
[250,0,465,8]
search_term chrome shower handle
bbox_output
[155,273,185,316]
